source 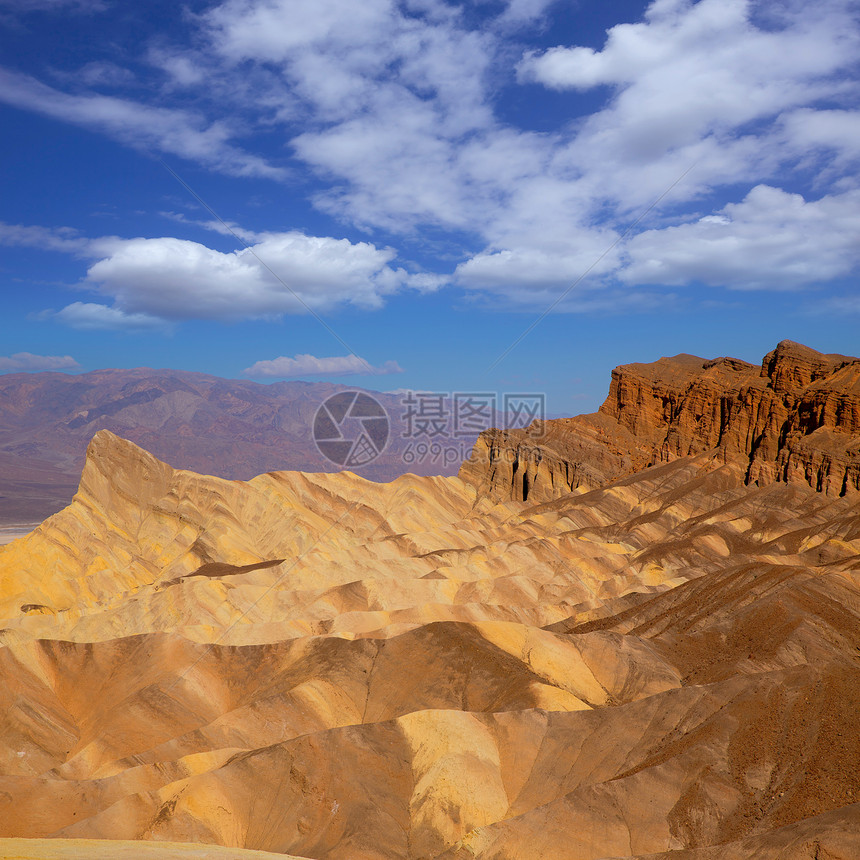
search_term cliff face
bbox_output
[460,341,860,502]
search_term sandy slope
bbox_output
[0,838,301,858]
[0,431,858,858]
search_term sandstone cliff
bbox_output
[461,340,860,502]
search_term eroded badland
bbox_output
[1,341,859,859]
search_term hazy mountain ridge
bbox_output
[0,368,480,525]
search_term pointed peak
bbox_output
[78,430,174,510]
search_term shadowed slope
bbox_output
[0,431,859,857]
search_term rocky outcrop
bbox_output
[461,340,860,502]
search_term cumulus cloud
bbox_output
[243,353,403,378]
[80,232,429,321]
[5,216,441,327]
[621,186,860,289]
[0,352,80,372]
[0,68,284,179]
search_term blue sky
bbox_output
[0,0,858,414]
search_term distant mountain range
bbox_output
[0,368,499,525]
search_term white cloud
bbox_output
[621,185,860,289]
[7,217,441,326]
[0,68,284,179]
[455,230,622,296]
[0,222,91,254]
[516,0,859,211]
[519,0,856,97]
[203,0,858,303]
[204,0,397,66]
[6,0,860,310]
[73,60,136,88]
[496,0,559,25]
[454,184,860,300]
[780,108,860,167]
[244,353,403,378]
[201,0,497,231]
[0,352,80,372]
[146,47,208,88]
[52,302,164,330]
[81,232,426,320]
[448,0,860,303]
[157,211,265,244]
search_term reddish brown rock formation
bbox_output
[461,340,860,502]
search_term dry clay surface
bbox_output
[0,431,859,858]
[0,837,301,858]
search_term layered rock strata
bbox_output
[461,340,860,502]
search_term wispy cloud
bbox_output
[243,353,403,378]
[51,302,165,331]
[4,0,860,311]
[0,68,285,179]
[190,0,860,304]
[0,222,92,254]
[0,352,80,372]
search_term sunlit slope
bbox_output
[2,431,857,645]
[0,431,859,858]
[0,431,726,642]
[0,838,302,859]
